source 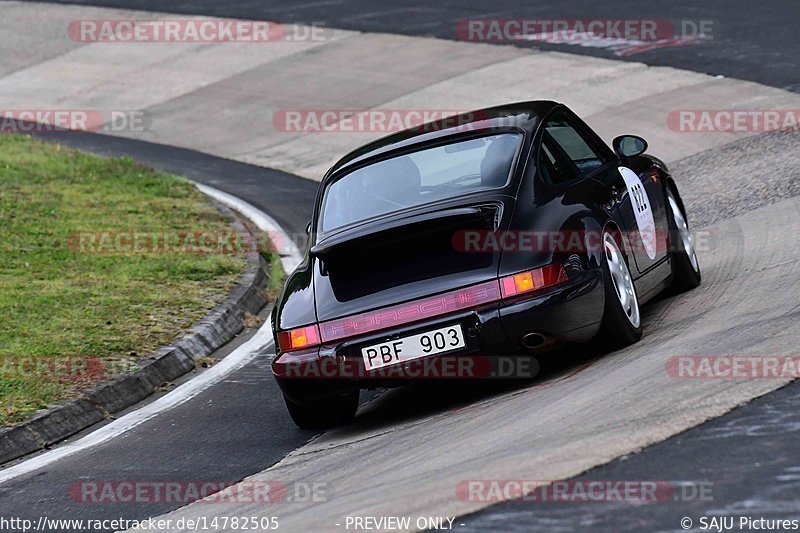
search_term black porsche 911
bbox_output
[271,101,700,428]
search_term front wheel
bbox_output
[599,231,643,346]
[666,188,701,292]
[284,391,359,429]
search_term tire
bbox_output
[284,391,359,429]
[599,230,643,346]
[666,186,701,292]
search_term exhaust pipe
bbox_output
[521,332,547,350]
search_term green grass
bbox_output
[262,251,287,301]
[0,134,254,425]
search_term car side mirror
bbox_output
[305,221,312,235]
[612,135,648,158]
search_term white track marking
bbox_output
[0,328,273,485]
[195,183,303,271]
[0,187,299,485]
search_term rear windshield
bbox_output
[320,133,521,233]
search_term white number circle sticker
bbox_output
[618,166,656,260]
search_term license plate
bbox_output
[361,324,466,371]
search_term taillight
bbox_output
[500,263,568,298]
[319,280,501,343]
[277,324,321,352]
[278,264,567,350]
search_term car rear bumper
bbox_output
[272,268,603,404]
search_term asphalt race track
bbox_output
[1,1,799,532]
[27,0,800,92]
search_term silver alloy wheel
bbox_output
[667,191,700,272]
[603,233,640,328]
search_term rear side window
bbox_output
[538,137,577,184]
[540,111,607,181]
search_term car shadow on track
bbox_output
[338,336,620,434]
[332,297,675,436]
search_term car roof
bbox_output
[323,100,561,181]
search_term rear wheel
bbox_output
[666,187,701,292]
[284,391,359,429]
[599,231,642,346]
